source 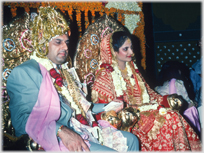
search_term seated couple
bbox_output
[6,6,201,152]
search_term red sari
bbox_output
[91,33,201,151]
[91,62,201,151]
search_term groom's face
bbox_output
[47,34,69,65]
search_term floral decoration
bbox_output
[138,103,159,112]
[30,51,82,115]
[125,14,140,33]
[111,62,135,97]
[100,63,114,72]
[50,68,63,87]
[76,114,89,126]
[111,61,150,103]
[159,107,167,115]
[105,2,142,12]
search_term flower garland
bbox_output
[111,62,136,97]
[105,2,141,34]
[111,62,151,105]
[138,103,159,112]
[101,61,164,113]
[105,2,142,12]
[124,14,140,33]
[30,51,82,115]
[137,102,167,115]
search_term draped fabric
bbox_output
[100,33,113,65]
[25,64,91,151]
[132,109,201,151]
[25,63,129,152]
[91,33,202,151]
[169,78,177,94]
[25,64,63,151]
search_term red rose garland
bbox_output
[50,68,63,87]
[50,68,99,127]
[76,114,89,126]
[135,69,139,73]
[76,113,99,127]
[100,63,114,72]
[92,121,99,127]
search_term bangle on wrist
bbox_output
[57,125,64,137]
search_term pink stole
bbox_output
[169,78,177,94]
[25,63,68,151]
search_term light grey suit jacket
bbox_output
[6,59,105,137]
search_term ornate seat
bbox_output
[73,14,127,100]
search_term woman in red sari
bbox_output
[91,31,202,151]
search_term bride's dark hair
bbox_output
[111,31,132,52]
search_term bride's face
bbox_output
[115,38,133,63]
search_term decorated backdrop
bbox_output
[3,1,146,69]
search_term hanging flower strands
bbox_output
[67,5,73,21]
[133,10,146,70]
[76,9,82,37]
[117,13,122,24]
[91,10,95,24]
[84,10,89,29]
[10,4,17,17]
[24,7,30,14]
[99,10,104,17]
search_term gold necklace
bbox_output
[119,67,128,78]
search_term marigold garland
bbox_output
[68,6,73,21]
[24,7,30,14]
[91,10,95,24]
[118,13,122,23]
[76,9,82,37]
[85,10,89,29]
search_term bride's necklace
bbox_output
[112,62,150,104]
[111,62,136,97]
[118,67,128,78]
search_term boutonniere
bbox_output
[50,68,63,87]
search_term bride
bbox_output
[91,30,202,151]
